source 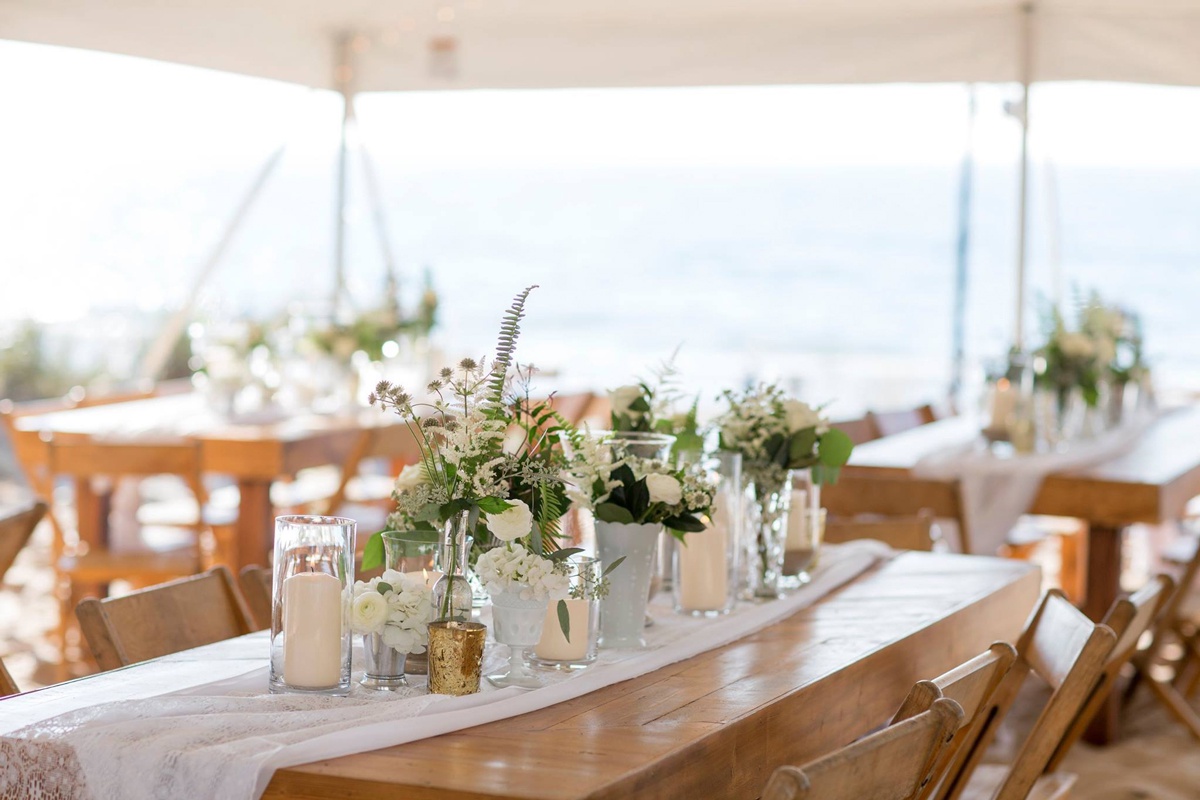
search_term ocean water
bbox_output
[5,161,1200,418]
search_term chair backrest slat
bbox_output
[0,656,18,697]
[238,565,273,631]
[76,566,256,670]
[0,497,47,583]
[763,698,964,800]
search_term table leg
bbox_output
[236,479,275,572]
[1082,523,1123,745]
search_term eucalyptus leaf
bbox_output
[549,547,584,562]
[601,555,627,577]
[557,599,571,642]
[361,531,385,571]
[376,581,394,595]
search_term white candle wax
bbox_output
[403,569,443,590]
[534,598,591,661]
[282,570,344,688]
[677,523,729,611]
[785,489,809,551]
[990,379,1016,431]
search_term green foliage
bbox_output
[488,285,538,406]
[361,531,386,571]
[0,321,94,402]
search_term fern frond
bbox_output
[487,284,538,405]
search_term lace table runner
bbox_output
[0,541,890,800]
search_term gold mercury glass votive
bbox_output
[428,621,487,696]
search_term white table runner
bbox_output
[0,541,890,800]
[913,412,1165,556]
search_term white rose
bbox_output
[485,499,533,542]
[350,591,389,634]
[782,399,822,433]
[645,473,683,505]
[394,463,426,493]
[609,385,644,418]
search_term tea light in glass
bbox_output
[530,555,601,670]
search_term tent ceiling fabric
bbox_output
[4,1,1200,91]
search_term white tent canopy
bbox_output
[5,1,1200,92]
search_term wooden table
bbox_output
[263,553,1036,799]
[10,394,417,571]
[831,408,1200,742]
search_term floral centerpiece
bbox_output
[349,570,434,689]
[716,384,853,598]
[566,437,715,647]
[608,355,704,460]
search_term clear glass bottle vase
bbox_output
[431,510,475,622]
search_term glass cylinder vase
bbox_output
[431,511,474,623]
[674,451,741,616]
[382,530,439,675]
[743,469,793,600]
[532,555,601,669]
[269,515,355,695]
[595,520,661,648]
[781,468,823,588]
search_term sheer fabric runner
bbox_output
[913,411,1165,556]
[0,541,890,800]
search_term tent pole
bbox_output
[137,146,287,380]
[949,85,977,407]
[333,35,356,315]
[1014,3,1034,350]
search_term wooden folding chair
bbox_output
[762,698,964,800]
[830,416,880,446]
[823,475,973,554]
[238,564,272,631]
[0,496,47,583]
[1045,574,1174,766]
[936,590,1117,800]
[76,566,255,670]
[891,643,1019,800]
[1124,539,1200,740]
[867,405,936,438]
[825,511,938,552]
[0,655,18,697]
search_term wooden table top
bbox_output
[845,408,1200,526]
[263,552,1038,800]
[11,393,412,480]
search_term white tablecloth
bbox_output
[0,541,890,800]
[913,412,1164,556]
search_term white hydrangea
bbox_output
[476,543,570,602]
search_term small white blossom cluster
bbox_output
[476,543,570,601]
[564,431,627,511]
[636,459,716,519]
[349,570,435,655]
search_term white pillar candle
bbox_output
[282,570,343,688]
[534,598,591,661]
[677,524,729,611]
[535,597,590,662]
[990,378,1016,432]
[785,489,808,551]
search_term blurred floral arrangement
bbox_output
[306,271,439,362]
[608,353,704,459]
[1035,291,1146,408]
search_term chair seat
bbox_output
[960,765,1076,800]
[60,548,198,583]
